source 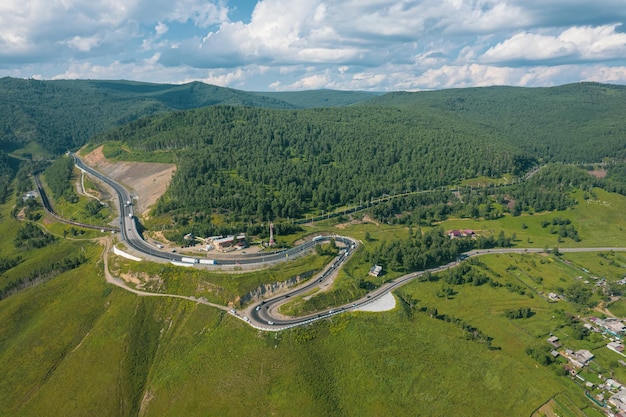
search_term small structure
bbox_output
[547,292,562,302]
[608,341,626,356]
[211,234,246,252]
[575,349,595,365]
[269,222,275,247]
[22,190,38,202]
[610,388,626,414]
[369,265,383,277]
[547,336,561,348]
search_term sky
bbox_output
[1,0,626,91]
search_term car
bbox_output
[255,306,261,311]
[267,321,274,325]
[243,317,250,322]
[328,310,334,314]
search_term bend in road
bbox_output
[72,154,626,332]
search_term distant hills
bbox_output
[1,77,625,164]
[360,83,626,163]
[0,77,378,155]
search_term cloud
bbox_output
[155,22,169,37]
[0,0,228,62]
[482,24,626,65]
[2,0,626,91]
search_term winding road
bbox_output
[71,154,626,332]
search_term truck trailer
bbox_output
[181,257,199,264]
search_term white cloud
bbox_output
[482,24,626,64]
[155,22,169,37]
[2,0,626,91]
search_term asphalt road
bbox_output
[74,154,353,266]
[72,154,626,332]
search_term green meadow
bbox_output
[1,249,616,417]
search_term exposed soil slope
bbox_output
[83,146,175,216]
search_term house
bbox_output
[550,350,560,358]
[610,388,626,413]
[607,379,623,390]
[575,349,594,365]
[211,234,246,252]
[547,336,561,348]
[369,265,383,277]
[548,292,562,301]
[448,230,462,238]
[606,319,626,335]
[608,341,626,355]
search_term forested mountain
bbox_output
[89,82,626,228]
[361,83,626,163]
[254,89,381,108]
[0,78,385,156]
[0,78,297,155]
[93,105,534,224]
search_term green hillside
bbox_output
[254,89,380,108]
[2,80,626,417]
[0,78,296,155]
[362,82,626,163]
[88,83,626,231]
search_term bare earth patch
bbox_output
[335,214,379,229]
[357,292,396,312]
[83,146,176,217]
[588,169,607,179]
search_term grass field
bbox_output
[1,252,610,417]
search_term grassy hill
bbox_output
[2,80,626,416]
[1,180,625,416]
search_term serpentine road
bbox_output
[72,154,626,332]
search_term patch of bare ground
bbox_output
[83,145,176,217]
[588,169,607,179]
[335,214,379,229]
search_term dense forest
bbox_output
[0,78,378,155]
[3,78,626,233]
[93,105,533,225]
[363,83,626,162]
[89,81,626,229]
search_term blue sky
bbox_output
[1,0,626,91]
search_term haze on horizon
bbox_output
[1,0,626,91]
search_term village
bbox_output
[549,315,626,416]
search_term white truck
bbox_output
[181,257,199,264]
[199,259,216,265]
